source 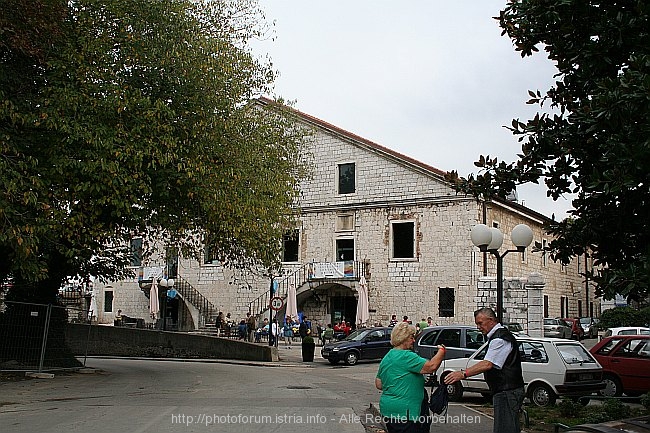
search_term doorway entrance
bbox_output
[330,296,357,328]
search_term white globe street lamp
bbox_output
[471,223,534,321]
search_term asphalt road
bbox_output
[0,347,494,433]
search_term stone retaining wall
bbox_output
[65,324,278,362]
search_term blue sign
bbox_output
[166,289,178,299]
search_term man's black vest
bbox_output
[483,327,524,393]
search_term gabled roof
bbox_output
[256,96,448,179]
[256,96,552,224]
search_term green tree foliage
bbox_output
[599,306,650,329]
[0,0,309,302]
[446,1,650,302]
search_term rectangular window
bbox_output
[130,237,143,267]
[336,238,354,261]
[544,295,549,318]
[282,230,299,262]
[336,214,354,231]
[560,296,566,318]
[203,232,219,264]
[578,300,583,317]
[439,287,455,317]
[104,291,114,313]
[542,239,548,267]
[166,248,178,279]
[338,163,355,194]
[391,221,415,259]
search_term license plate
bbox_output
[578,373,593,380]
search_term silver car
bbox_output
[414,325,486,359]
[437,336,605,406]
[544,318,572,339]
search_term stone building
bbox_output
[91,99,598,331]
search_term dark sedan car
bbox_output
[590,335,650,397]
[321,327,392,365]
[414,325,486,359]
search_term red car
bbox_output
[589,335,650,397]
[561,317,585,340]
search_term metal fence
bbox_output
[0,301,92,373]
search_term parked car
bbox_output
[320,327,392,365]
[414,325,486,360]
[504,322,528,336]
[589,335,650,397]
[603,327,650,337]
[561,318,585,340]
[544,318,572,339]
[436,336,605,407]
[579,317,598,339]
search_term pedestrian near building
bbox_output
[444,307,525,433]
[375,322,446,433]
[246,312,256,342]
[299,317,309,339]
[283,319,294,346]
[417,318,428,334]
[269,318,279,347]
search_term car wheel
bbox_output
[344,351,359,366]
[528,383,557,407]
[328,359,339,365]
[599,374,623,397]
[442,374,464,401]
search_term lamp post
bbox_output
[158,277,175,331]
[471,223,533,322]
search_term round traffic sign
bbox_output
[270,296,284,311]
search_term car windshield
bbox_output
[507,323,523,332]
[579,318,592,324]
[345,329,372,341]
[556,343,597,364]
[544,319,557,325]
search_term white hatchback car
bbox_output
[435,336,605,407]
[603,327,650,337]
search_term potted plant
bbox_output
[301,334,316,362]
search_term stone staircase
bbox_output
[174,276,217,328]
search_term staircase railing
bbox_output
[175,276,217,328]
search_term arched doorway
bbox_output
[330,295,357,327]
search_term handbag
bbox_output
[428,380,449,415]
[428,357,449,415]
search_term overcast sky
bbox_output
[251,0,574,220]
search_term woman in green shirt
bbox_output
[375,322,446,433]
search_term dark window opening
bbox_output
[130,237,143,267]
[166,248,178,279]
[336,239,354,261]
[283,230,299,262]
[338,163,355,194]
[439,287,455,317]
[544,295,549,318]
[203,232,220,264]
[104,291,114,313]
[392,222,414,258]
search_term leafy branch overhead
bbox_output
[0,0,309,301]
[446,0,650,302]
